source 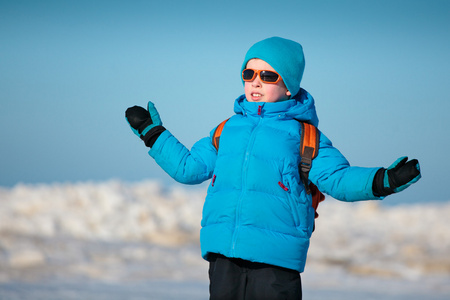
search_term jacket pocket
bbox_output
[207,174,218,195]
[278,179,301,228]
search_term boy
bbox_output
[125,37,421,299]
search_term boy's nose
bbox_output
[252,76,262,87]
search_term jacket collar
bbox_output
[234,88,319,127]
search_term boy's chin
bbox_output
[247,98,279,103]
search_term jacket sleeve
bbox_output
[148,129,217,185]
[309,132,383,202]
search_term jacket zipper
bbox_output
[231,116,262,255]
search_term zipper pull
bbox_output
[258,105,262,116]
[212,175,217,186]
[278,181,289,191]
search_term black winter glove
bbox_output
[373,156,421,197]
[125,101,165,147]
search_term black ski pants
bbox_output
[208,253,302,300]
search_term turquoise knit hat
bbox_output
[241,37,305,97]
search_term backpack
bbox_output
[212,118,325,220]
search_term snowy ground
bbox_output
[0,180,449,299]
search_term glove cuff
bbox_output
[137,119,154,134]
[141,125,166,147]
[372,168,394,197]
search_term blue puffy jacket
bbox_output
[149,89,381,272]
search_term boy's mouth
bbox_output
[251,93,262,100]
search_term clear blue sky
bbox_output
[1,0,449,204]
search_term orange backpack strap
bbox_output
[298,121,325,221]
[212,118,230,151]
[300,122,319,159]
[299,122,320,195]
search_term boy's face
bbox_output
[244,59,291,103]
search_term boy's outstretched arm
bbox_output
[309,133,421,201]
[125,101,217,184]
[372,157,421,197]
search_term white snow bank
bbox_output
[308,200,450,278]
[0,180,203,245]
[0,180,449,281]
